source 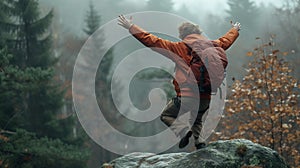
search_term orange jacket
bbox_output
[129,24,239,99]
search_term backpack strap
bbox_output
[199,65,206,93]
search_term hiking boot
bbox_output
[179,131,193,148]
[195,142,206,150]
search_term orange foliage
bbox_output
[211,37,300,167]
[0,134,9,142]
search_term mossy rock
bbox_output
[104,139,289,168]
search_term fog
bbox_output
[39,0,283,35]
[35,0,299,166]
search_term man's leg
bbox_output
[191,99,210,149]
[191,111,206,148]
[160,97,190,137]
[160,97,180,127]
[178,97,205,148]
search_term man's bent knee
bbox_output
[160,115,174,127]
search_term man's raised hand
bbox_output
[118,15,133,29]
[231,21,241,31]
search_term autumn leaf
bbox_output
[282,52,289,56]
[272,50,280,54]
[246,52,253,56]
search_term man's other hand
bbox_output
[231,21,241,31]
[118,15,133,29]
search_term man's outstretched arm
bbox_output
[214,22,241,50]
[117,15,180,60]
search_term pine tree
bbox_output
[83,1,101,36]
[224,0,262,86]
[81,3,118,165]
[211,37,300,167]
[1,0,73,140]
[276,0,300,76]
[83,1,112,83]
[0,49,89,167]
[226,0,257,46]
[0,129,89,168]
[0,0,90,166]
[6,0,54,68]
[0,48,52,130]
[226,0,258,25]
[0,0,11,48]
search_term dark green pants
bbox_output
[160,97,210,144]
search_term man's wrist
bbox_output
[128,23,133,29]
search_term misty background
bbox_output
[38,0,299,79]
[39,0,283,35]
[42,0,299,166]
[1,0,299,167]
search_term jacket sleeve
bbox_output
[213,28,239,50]
[129,24,180,61]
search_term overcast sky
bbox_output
[39,0,285,35]
[172,0,283,15]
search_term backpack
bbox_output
[187,40,228,94]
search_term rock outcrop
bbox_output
[103,139,289,168]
